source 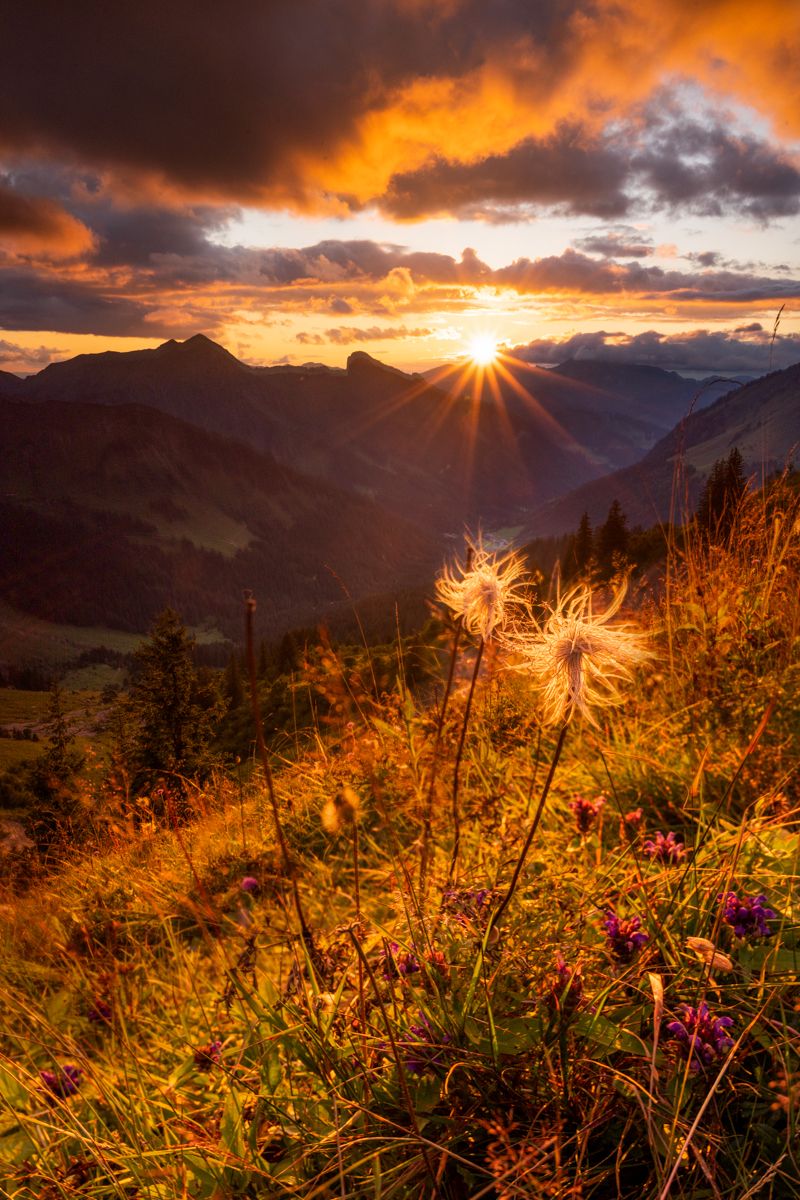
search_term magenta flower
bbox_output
[193,1040,222,1070]
[40,1064,82,1098]
[546,954,583,1016]
[643,830,686,864]
[603,910,649,962]
[380,941,420,982]
[569,794,605,835]
[719,892,776,939]
[666,1002,734,1071]
[240,876,261,895]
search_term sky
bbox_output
[1,0,800,376]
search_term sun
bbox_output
[469,334,499,366]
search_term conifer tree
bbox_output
[223,651,244,710]
[574,511,594,575]
[124,608,221,784]
[697,447,747,541]
[597,499,629,576]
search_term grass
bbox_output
[0,480,798,1198]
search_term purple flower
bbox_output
[643,830,686,864]
[87,999,112,1025]
[193,1040,222,1070]
[401,1014,452,1076]
[240,876,261,896]
[380,941,420,982]
[603,910,649,962]
[441,886,497,929]
[40,1064,82,1098]
[546,954,583,1016]
[569,794,606,835]
[666,1002,734,1071]
[718,892,776,939]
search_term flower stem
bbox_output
[418,617,462,895]
[446,636,485,887]
[491,722,568,927]
[244,592,312,951]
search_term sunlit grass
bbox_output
[0,480,798,1197]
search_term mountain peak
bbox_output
[346,351,411,381]
[157,334,241,364]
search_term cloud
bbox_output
[1,1,799,217]
[510,327,800,373]
[324,324,432,343]
[0,178,94,257]
[574,231,655,258]
[0,338,64,373]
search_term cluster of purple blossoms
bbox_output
[666,1002,734,1071]
[568,794,606,835]
[380,941,420,982]
[240,876,261,896]
[603,910,650,962]
[87,998,112,1025]
[719,891,776,939]
[643,830,687,864]
[40,1064,82,1099]
[441,886,496,928]
[546,954,583,1016]
[193,1040,222,1070]
[400,1014,452,1076]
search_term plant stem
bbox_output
[446,636,485,887]
[491,722,568,928]
[418,617,462,895]
[244,592,312,950]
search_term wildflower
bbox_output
[603,910,649,962]
[502,583,648,725]
[321,784,360,834]
[686,936,734,973]
[718,891,776,939]
[380,941,420,982]
[425,948,449,978]
[193,1040,222,1070]
[441,885,497,929]
[546,954,583,1016]
[400,1014,452,1076]
[569,794,605,835]
[40,1064,82,1099]
[435,534,529,641]
[240,876,261,895]
[665,1002,734,1071]
[643,830,686,864]
[87,998,112,1024]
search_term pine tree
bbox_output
[597,500,629,576]
[697,447,747,541]
[124,608,221,784]
[223,651,245,710]
[574,512,594,575]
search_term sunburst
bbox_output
[468,333,499,366]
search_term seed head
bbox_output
[322,784,361,834]
[502,583,648,725]
[435,534,529,641]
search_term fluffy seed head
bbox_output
[322,784,361,834]
[503,583,649,725]
[435,534,529,641]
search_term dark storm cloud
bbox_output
[633,117,800,219]
[496,250,800,303]
[511,328,800,373]
[380,126,631,220]
[0,177,93,255]
[0,267,211,337]
[1,2,799,223]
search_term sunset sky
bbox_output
[1,1,799,376]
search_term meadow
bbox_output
[0,476,798,1199]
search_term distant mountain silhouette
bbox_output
[11,336,731,533]
[526,362,800,535]
[0,395,438,639]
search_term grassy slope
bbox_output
[0,487,798,1199]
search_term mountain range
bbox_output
[1,336,797,654]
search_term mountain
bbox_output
[0,396,438,640]
[526,362,800,535]
[0,369,25,397]
[10,336,714,532]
